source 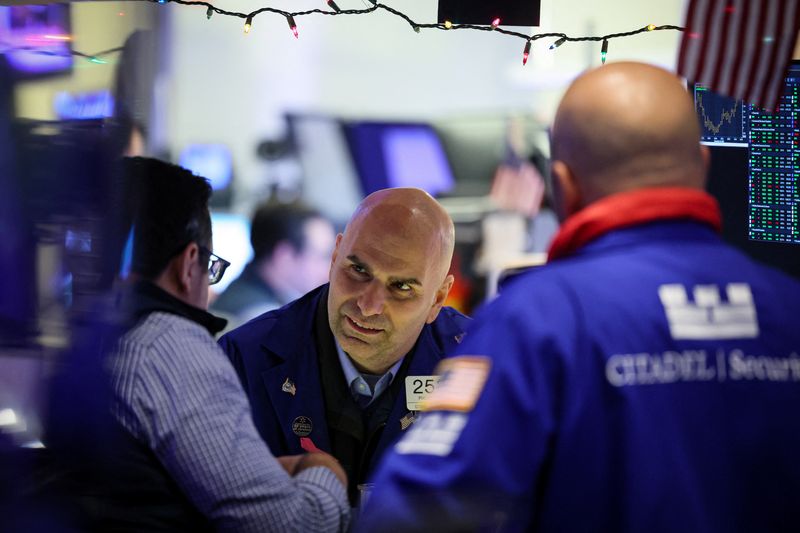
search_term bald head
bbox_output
[344,188,455,280]
[551,62,708,209]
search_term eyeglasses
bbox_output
[198,245,231,285]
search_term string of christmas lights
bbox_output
[152,0,684,65]
[2,1,684,68]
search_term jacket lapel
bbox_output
[259,287,331,455]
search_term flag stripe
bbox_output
[726,0,752,98]
[710,2,737,92]
[755,0,785,107]
[763,1,799,109]
[696,2,724,86]
[678,0,703,81]
[749,0,780,106]
[678,0,800,110]
[733,0,768,99]
[717,0,747,95]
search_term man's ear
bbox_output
[551,160,582,221]
[699,144,711,183]
[426,274,455,324]
[329,234,343,271]
[176,242,201,294]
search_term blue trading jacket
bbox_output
[361,221,800,532]
[218,284,470,480]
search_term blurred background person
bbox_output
[212,201,336,328]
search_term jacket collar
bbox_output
[547,187,722,262]
[130,280,228,336]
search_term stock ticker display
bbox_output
[694,63,800,245]
[695,84,749,146]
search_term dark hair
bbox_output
[250,201,324,262]
[124,157,212,279]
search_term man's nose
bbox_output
[357,282,386,317]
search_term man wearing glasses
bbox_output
[105,157,350,532]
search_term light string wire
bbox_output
[168,0,683,48]
[3,0,685,65]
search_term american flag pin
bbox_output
[282,377,296,396]
[400,411,416,430]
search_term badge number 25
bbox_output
[405,376,441,411]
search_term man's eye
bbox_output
[393,281,412,292]
[351,264,367,275]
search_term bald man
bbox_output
[219,188,469,503]
[361,62,800,532]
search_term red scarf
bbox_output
[547,187,722,261]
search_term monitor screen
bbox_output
[345,122,456,197]
[694,82,749,147]
[747,61,799,245]
[0,5,72,79]
[179,144,233,192]
[287,114,363,226]
[209,212,253,294]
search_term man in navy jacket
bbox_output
[219,188,469,503]
[361,63,800,532]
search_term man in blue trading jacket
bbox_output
[219,187,470,503]
[361,62,800,532]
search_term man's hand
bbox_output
[277,452,348,488]
[276,454,304,475]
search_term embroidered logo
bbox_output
[395,412,467,457]
[658,283,759,340]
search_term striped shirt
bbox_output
[108,310,350,532]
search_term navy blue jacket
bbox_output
[218,284,470,483]
[362,221,800,532]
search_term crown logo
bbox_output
[658,283,759,340]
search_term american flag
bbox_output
[677,0,800,110]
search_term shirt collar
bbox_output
[129,280,228,336]
[547,187,722,262]
[334,340,404,404]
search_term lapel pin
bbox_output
[282,377,297,396]
[454,333,466,344]
[400,411,417,431]
[292,416,313,437]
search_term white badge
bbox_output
[405,375,441,411]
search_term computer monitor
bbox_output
[179,144,233,193]
[209,212,253,294]
[344,121,456,197]
[695,60,799,252]
[179,144,234,208]
[694,82,749,147]
[0,5,72,79]
[287,113,363,226]
[747,61,800,245]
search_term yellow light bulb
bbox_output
[444,20,453,29]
